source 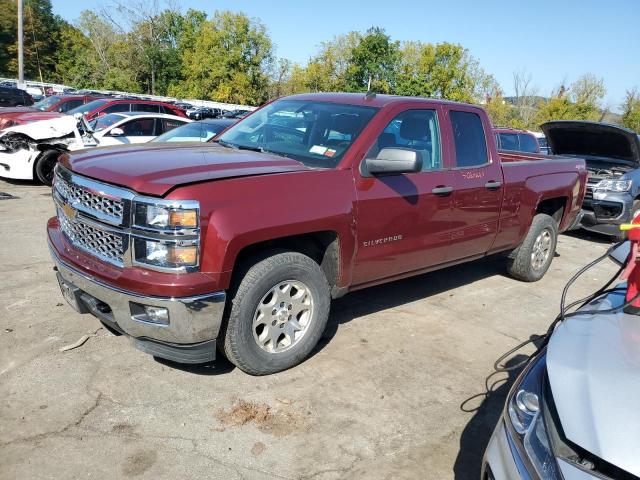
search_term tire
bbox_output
[222,251,330,375]
[35,150,60,185]
[507,213,558,282]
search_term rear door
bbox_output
[352,104,455,285]
[444,107,503,261]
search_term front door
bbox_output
[352,106,455,286]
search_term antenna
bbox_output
[365,75,376,100]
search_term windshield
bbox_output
[68,99,108,115]
[152,121,231,143]
[90,113,125,132]
[33,96,61,111]
[218,100,378,168]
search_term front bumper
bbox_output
[0,149,37,180]
[50,244,226,364]
[580,191,634,236]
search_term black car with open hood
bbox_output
[541,121,640,239]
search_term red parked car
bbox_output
[66,98,187,120]
[0,95,105,130]
[48,93,586,374]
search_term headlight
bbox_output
[133,238,198,269]
[131,198,200,272]
[134,203,198,230]
[595,179,632,192]
[504,353,562,479]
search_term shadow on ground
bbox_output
[317,254,508,351]
[453,354,529,479]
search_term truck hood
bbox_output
[60,143,311,196]
[547,289,640,476]
[541,121,640,166]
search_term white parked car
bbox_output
[0,112,189,184]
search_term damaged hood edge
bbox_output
[0,115,79,141]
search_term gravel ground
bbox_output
[0,179,617,479]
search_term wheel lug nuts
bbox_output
[272,309,276,315]
[272,320,277,326]
[288,304,292,310]
[279,324,284,329]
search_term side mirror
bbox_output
[362,148,422,176]
[109,127,125,137]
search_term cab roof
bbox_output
[283,92,484,109]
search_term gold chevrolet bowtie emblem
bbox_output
[62,202,77,220]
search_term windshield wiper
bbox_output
[213,139,239,149]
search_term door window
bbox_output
[497,133,518,151]
[103,103,130,113]
[450,110,488,167]
[58,99,83,112]
[366,109,442,171]
[160,118,185,134]
[518,133,538,153]
[133,103,161,113]
[120,118,156,136]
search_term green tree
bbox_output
[344,27,399,93]
[395,41,495,103]
[484,88,513,127]
[170,11,273,104]
[621,88,640,133]
[536,74,606,124]
[0,0,66,80]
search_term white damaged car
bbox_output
[0,112,189,185]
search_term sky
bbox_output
[51,0,640,110]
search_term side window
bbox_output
[120,118,156,136]
[58,100,83,112]
[518,133,538,153]
[498,133,519,151]
[450,110,488,168]
[103,103,130,113]
[133,103,161,113]
[366,109,442,171]
[161,118,184,134]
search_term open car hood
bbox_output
[60,143,311,197]
[541,121,640,166]
[547,289,640,476]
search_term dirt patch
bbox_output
[112,422,136,435]
[215,399,310,437]
[122,449,157,477]
[251,441,266,456]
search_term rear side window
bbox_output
[133,103,160,113]
[160,118,184,133]
[450,110,488,167]
[121,118,156,136]
[518,133,538,153]
[103,103,130,113]
[498,133,519,151]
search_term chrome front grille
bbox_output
[53,167,131,225]
[57,207,125,265]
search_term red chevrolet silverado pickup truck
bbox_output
[48,93,586,374]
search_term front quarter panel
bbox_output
[167,169,357,291]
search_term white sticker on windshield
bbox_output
[309,145,327,155]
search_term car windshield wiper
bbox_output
[213,140,287,158]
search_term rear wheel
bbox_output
[35,150,60,185]
[221,251,330,375]
[507,213,558,282]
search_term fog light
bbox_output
[130,302,169,325]
[144,306,169,323]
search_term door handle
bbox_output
[485,181,502,190]
[432,186,454,196]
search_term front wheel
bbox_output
[222,251,330,375]
[507,213,558,282]
[35,150,61,185]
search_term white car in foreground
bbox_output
[0,112,189,184]
[483,243,640,479]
